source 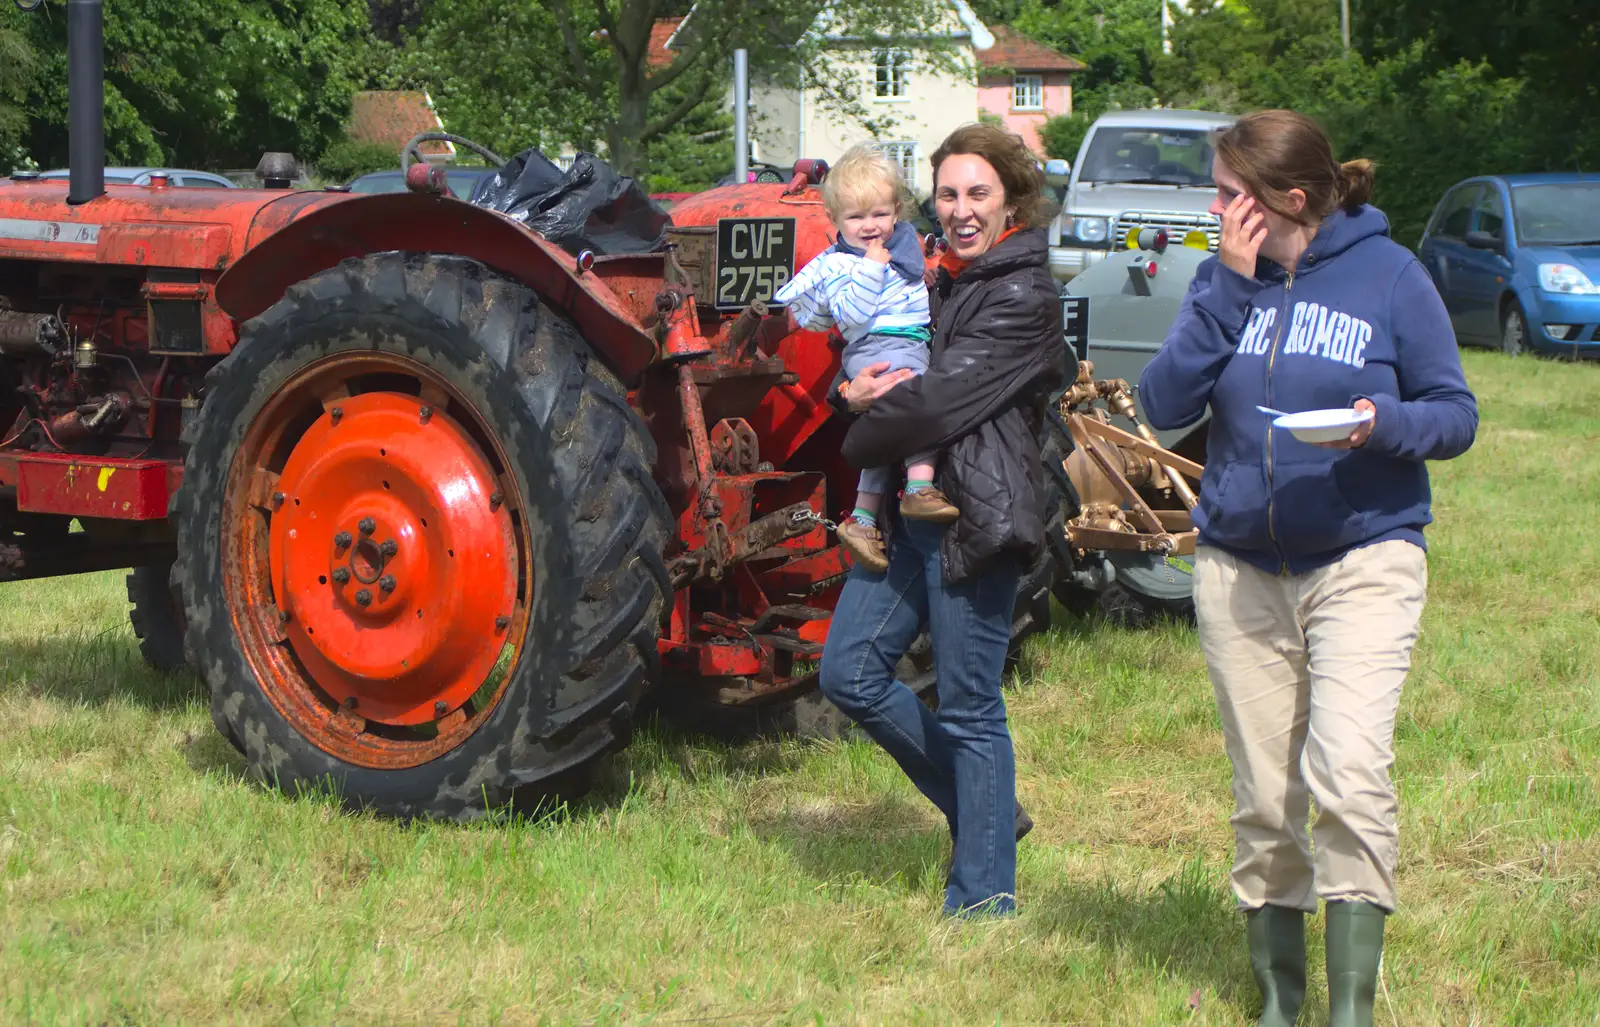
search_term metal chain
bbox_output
[789,508,838,532]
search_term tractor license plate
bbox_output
[1063,295,1089,364]
[714,217,796,310]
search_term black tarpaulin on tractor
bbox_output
[469,149,668,256]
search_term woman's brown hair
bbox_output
[1212,109,1375,226]
[930,123,1054,228]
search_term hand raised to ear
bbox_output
[1219,193,1268,278]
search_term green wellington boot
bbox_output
[1245,905,1306,1027]
[1325,901,1387,1027]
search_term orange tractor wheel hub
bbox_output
[268,392,517,726]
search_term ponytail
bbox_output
[1338,158,1375,210]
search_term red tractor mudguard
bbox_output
[213,192,660,386]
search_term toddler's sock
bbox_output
[851,507,877,528]
[904,479,934,494]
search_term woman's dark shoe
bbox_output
[1325,901,1386,1027]
[947,800,1034,851]
[837,517,888,573]
[1245,904,1306,1027]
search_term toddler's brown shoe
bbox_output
[838,517,889,573]
[900,487,959,524]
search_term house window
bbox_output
[878,142,918,190]
[873,49,911,100]
[1013,74,1044,110]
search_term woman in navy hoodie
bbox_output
[1138,110,1477,1027]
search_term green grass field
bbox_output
[3,350,1597,1025]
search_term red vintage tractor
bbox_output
[0,1,1063,818]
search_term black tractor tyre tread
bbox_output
[1095,582,1196,629]
[171,252,671,820]
[125,563,190,673]
[1037,428,1100,617]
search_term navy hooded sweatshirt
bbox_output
[1138,204,1478,576]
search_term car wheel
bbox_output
[1501,300,1528,357]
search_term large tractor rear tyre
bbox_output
[172,253,672,820]
[126,564,190,673]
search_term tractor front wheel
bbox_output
[126,564,190,673]
[173,253,671,819]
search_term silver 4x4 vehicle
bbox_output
[1047,108,1237,283]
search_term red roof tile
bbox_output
[348,91,453,157]
[978,25,1086,73]
[648,17,684,69]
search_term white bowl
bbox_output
[1272,407,1374,444]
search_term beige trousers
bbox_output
[1194,539,1427,914]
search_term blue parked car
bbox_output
[1417,173,1600,357]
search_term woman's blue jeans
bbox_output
[817,516,1021,917]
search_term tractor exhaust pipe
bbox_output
[67,0,105,206]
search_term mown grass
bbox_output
[2,350,1597,1025]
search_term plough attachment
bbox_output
[1055,360,1204,561]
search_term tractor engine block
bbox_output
[0,261,201,463]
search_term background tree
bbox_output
[386,0,968,185]
[1151,0,1598,246]
[7,0,373,172]
[0,20,34,173]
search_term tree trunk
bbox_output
[609,74,651,180]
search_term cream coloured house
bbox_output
[665,2,995,196]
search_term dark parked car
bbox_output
[714,162,792,187]
[1417,173,1600,357]
[345,166,499,200]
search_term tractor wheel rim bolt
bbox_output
[272,491,285,509]
[355,589,373,606]
[359,517,376,535]
[434,701,448,716]
[419,405,433,424]
[330,407,343,425]
[379,575,396,593]
[332,567,350,584]
[489,491,504,512]
[495,615,510,630]
[334,531,352,549]
[380,539,398,557]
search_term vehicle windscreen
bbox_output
[1510,182,1600,246]
[348,175,408,195]
[349,171,490,199]
[1078,128,1217,187]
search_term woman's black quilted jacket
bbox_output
[832,228,1067,583]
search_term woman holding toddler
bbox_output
[800,125,1066,920]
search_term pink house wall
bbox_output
[977,76,1072,156]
